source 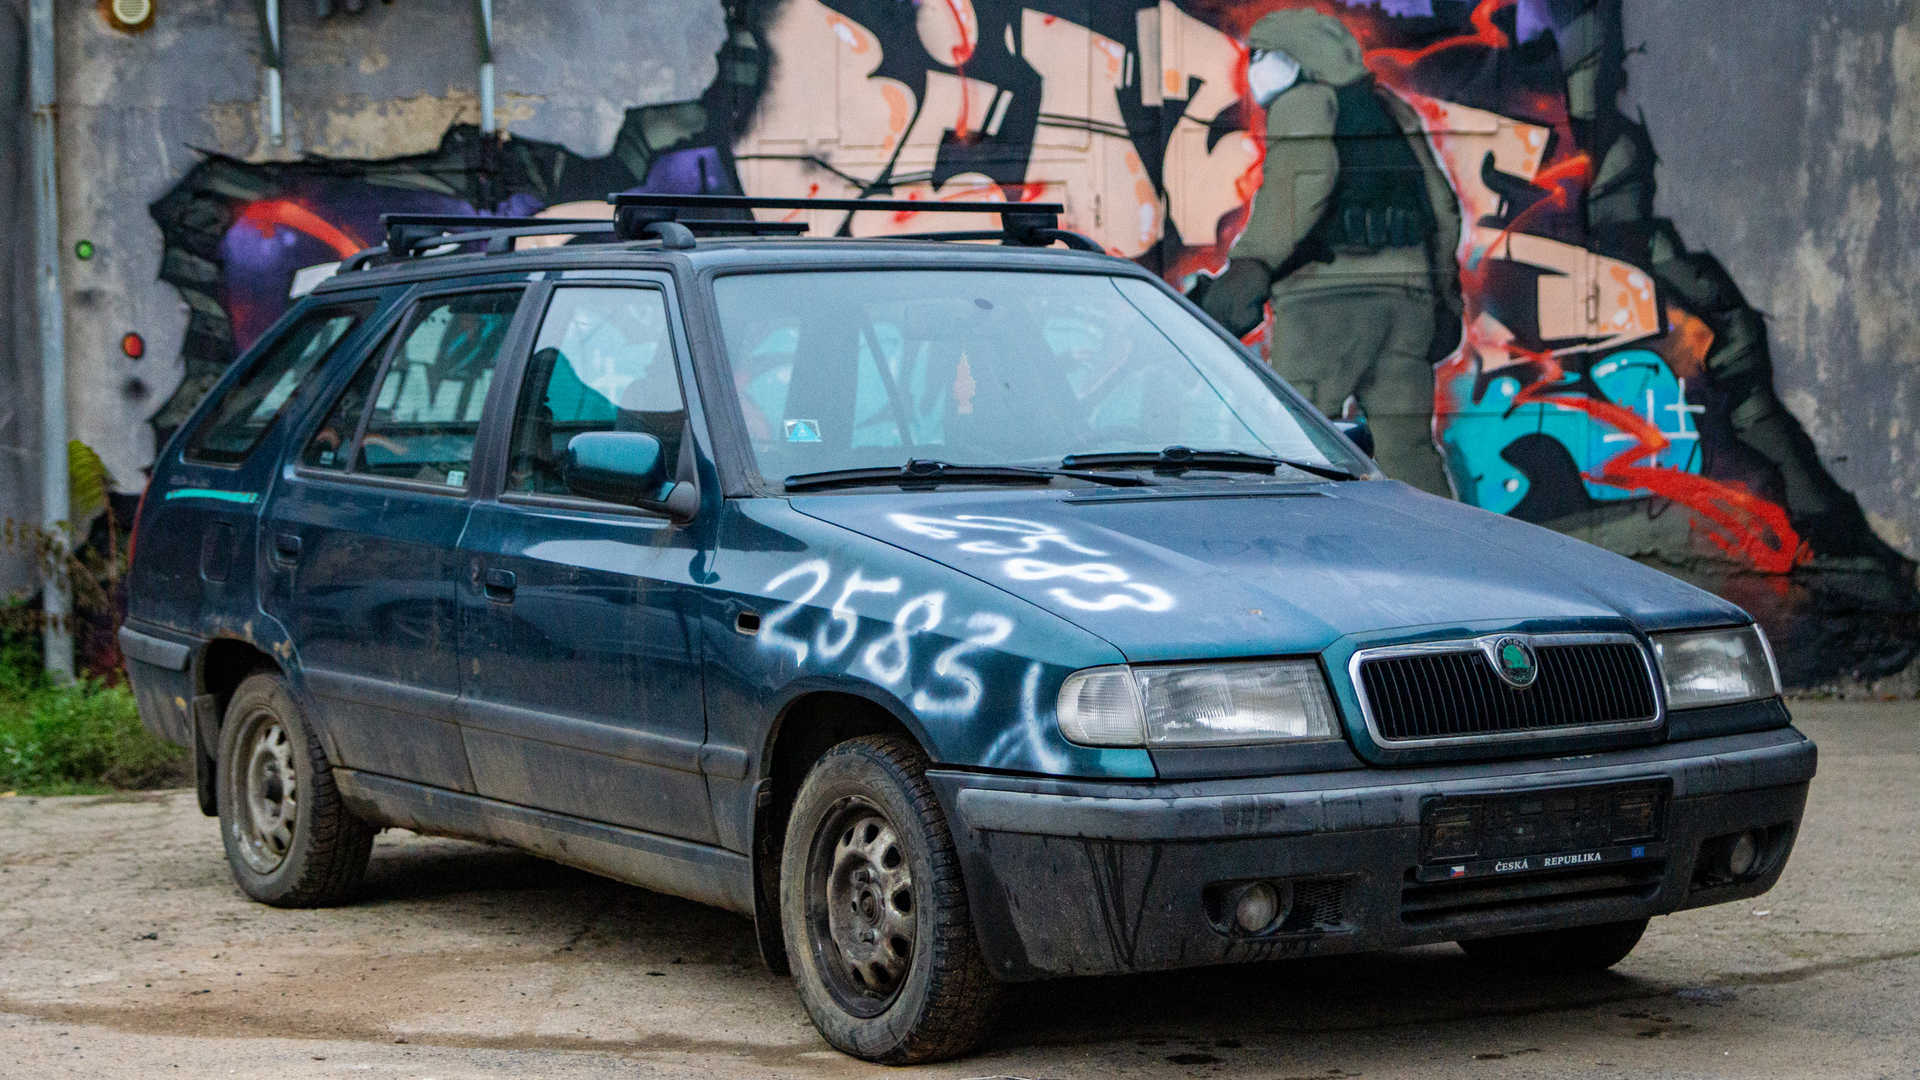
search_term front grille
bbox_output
[1357,640,1657,743]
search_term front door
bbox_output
[262,285,527,791]
[458,281,718,843]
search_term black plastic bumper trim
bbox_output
[118,624,192,671]
[940,727,1815,843]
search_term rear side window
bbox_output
[297,290,520,489]
[185,303,374,464]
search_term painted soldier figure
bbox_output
[1198,9,1462,498]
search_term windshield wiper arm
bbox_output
[784,458,1150,492]
[1060,445,1363,482]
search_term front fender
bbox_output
[705,500,1155,780]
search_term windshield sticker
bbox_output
[784,419,822,443]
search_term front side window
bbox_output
[505,287,685,497]
[186,302,373,464]
[302,290,519,488]
[710,270,1363,483]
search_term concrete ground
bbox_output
[1,700,1915,1080]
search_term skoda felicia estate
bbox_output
[121,195,1815,1063]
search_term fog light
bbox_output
[1232,882,1281,934]
[1727,831,1761,878]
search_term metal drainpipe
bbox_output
[28,0,72,682]
[476,0,494,134]
[261,0,284,145]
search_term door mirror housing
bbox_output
[1332,418,1374,459]
[563,432,697,520]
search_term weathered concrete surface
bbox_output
[1,701,1914,1078]
[45,0,725,500]
[1624,0,1920,563]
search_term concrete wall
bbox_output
[1624,0,1919,565]
[48,0,725,501]
[5,0,1916,687]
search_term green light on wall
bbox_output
[74,240,95,261]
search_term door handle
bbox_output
[482,567,517,602]
[269,532,301,566]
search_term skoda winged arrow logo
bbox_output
[1491,636,1539,689]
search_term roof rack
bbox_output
[607,192,1101,251]
[335,193,1100,273]
[340,211,812,271]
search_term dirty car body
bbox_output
[120,200,1814,1061]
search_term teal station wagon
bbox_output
[121,195,1814,1063]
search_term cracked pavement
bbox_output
[2,700,1915,1079]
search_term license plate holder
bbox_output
[1415,780,1669,883]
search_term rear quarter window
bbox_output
[184,302,375,465]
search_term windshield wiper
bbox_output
[784,458,1150,492]
[1060,445,1364,482]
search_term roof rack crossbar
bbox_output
[607,192,1066,216]
[338,196,1100,272]
[887,227,1105,253]
[672,218,809,235]
[379,214,615,256]
[605,192,1095,251]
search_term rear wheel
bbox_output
[216,673,374,907]
[779,734,1001,1063]
[1456,917,1649,973]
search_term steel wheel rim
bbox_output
[234,710,298,874]
[807,796,916,1016]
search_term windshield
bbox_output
[710,269,1365,484]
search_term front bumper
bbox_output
[929,725,1815,980]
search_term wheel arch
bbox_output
[749,684,932,974]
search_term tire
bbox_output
[216,673,375,907]
[1456,917,1650,973]
[779,734,1001,1064]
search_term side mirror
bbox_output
[563,432,698,520]
[1332,418,1375,459]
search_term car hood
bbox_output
[788,480,1747,662]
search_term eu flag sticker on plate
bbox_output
[784,419,822,443]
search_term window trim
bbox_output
[289,283,530,497]
[181,300,379,468]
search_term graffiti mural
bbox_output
[147,0,1916,685]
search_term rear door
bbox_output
[456,276,719,843]
[261,282,533,791]
[133,297,385,638]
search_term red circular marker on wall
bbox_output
[121,332,145,359]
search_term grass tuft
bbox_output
[0,664,187,796]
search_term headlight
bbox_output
[1651,625,1780,709]
[1056,661,1339,748]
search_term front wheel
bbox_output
[1456,917,1649,973]
[216,673,374,907]
[779,735,1001,1064]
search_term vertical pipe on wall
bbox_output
[476,0,495,134]
[27,0,71,682]
[261,0,284,145]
